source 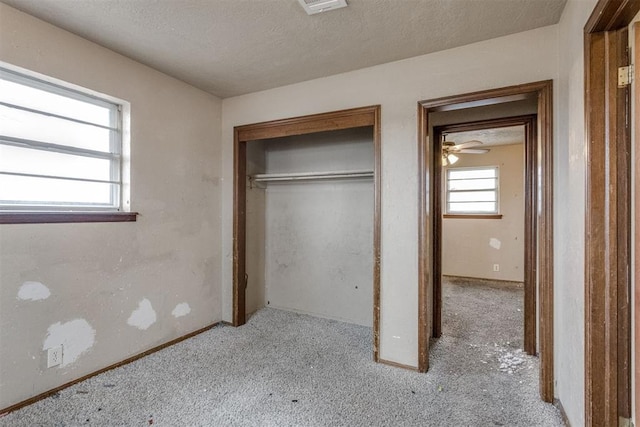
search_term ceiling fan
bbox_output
[442,137,490,166]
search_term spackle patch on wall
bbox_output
[172,303,191,318]
[17,281,51,301]
[127,298,156,330]
[489,238,502,250]
[43,319,95,367]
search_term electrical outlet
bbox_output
[47,345,63,368]
[493,264,500,272]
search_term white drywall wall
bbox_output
[0,2,601,422]
[442,143,525,282]
[261,128,374,326]
[0,4,222,410]
[221,24,560,366]
[554,0,598,424]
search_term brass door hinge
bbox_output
[619,416,633,427]
[618,65,634,87]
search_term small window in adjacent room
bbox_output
[445,166,499,215]
[0,66,133,222]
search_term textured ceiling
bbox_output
[447,125,525,147]
[1,0,567,98]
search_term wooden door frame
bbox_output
[232,105,382,361]
[432,115,538,356]
[584,1,638,425]
[418,80,554,403]
[635,20,640,427]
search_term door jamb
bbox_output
[233,105,382,361]
[635,20,640,427]
[418,80,554,403]
[583,0,638,424]
[432,115,537,356]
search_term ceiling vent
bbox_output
[298,0,348,15]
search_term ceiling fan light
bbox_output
[442,154,449,166]
[448,153,459,164]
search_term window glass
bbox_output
[446,166,499,214]
[0,78,112,126]
[0,67,123,210]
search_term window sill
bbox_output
[443,214,503,219]
[0,211,138,224]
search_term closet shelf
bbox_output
[250,169,374,183]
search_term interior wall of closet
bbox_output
[245,127,374,326]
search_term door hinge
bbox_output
[618,65,633,87]
[619,416,633,427]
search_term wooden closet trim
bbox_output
[584,1,638,424]
[235,107,376,142]
[233,105,382,362]
[418,80,554,403]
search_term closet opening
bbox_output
[233,106,381,360]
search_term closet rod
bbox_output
[251,169,373,182]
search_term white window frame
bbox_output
[0,65,129,212]
[445,165,500,215]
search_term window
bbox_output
[445,166,499,215]
[0,66,130,218]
